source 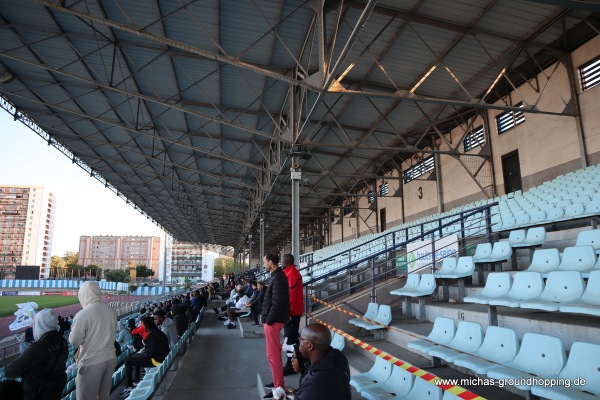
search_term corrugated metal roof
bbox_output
[0,0,598,253]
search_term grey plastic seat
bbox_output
[394,377,442,400]
[427,321,483,363]
[453,326,520,374]
[486,333,566,390]
[408,317,456,354]
[576,229,600,254]
[360,364,415,400]
[519,271,586,311]
[556,245,597,277]
[433,258,457,278]
[438,257,475,279]
[463,272,512,305]
[522,248,561,275]
[390,274,420,296]
[350,357,393,392]
[531,342,600,400]
[356,305,392,330]
[472,243,492,263]
[559,270,600,317]
[349,302,378,326]
[488,271,545,308]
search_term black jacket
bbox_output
[6,330,68,400]
[261,267,290,325]
[249,286,266,308]
[143,329,170,363]
[296,347,351,400]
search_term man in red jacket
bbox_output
[282,253,304,376]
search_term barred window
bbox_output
[404,156,434,183]
[463,125,485,152]
[580,56,600,91]
[379,182,389,196]
[367,191,375,204]
[496,102,525,135]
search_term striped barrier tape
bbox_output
[309,315,486,400]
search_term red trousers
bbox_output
[264,322,284,388]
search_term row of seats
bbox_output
[464,270,600,315]
[348,303,392,331]
[408,317,600,400]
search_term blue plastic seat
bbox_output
[519,271,585,311]
[488,271,545,308]
[427,321,483,363]
[531,342,600,400]
[508,229,526,246]
[356,305,392,330]
[463,272,512,305]
[576,229,600,254]
[487,333,566,390]
[453,326,520,374]
[522,248,561,275]
[407,317,456,354]
[390,275,420,296]
[556,245,597,277]
[349,303,378,326]
[360,364,415,400]
[394,377,442,400]
[433,258,457,278]
[437,257,474,279]
[472,243,492,263]
[350,357,394,392]
[546,207,565,221]
[521,226,547,246]
[559,270,600,316]
[484,241,512,263]
[583,200,600,217]
[564,203,585,218]
[330,331,345,351]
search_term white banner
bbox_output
[9,301,38,331]
[406,234,459,273]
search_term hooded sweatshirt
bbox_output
[159,317,178,349]
[116,319,133,345]
[6,308,68,400]
[69,281,117,367]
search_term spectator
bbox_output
[153,309,178,348]
[120,317,169,397]
[191,289,206,316]
[295,324,350,400]
[6,308,68,400]
[261,253,290,399]
[0,379,23,400]
[116,319,133,346]
[69,281,117,400]
[172,304,189,337]
[247,281,266,326]
[224,289,249,329]
[131,319,148,350]
[282,253,304,375]
[18,326,34,355]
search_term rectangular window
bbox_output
[580,56,600,91]
[379,182,389,196]
[367,191,375,204]
[463,125,485,152]
[496,102,525,134]
[404,156,435,183]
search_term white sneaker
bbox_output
[223,319,231,325]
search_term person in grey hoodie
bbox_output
[69,281,117,400]
[152,309,178,349]
[116,319,133,346]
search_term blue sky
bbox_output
[0,108,166,258]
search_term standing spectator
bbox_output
[247,280,266,326]
[120,317,169,397]
[295,324,351,400]
[153,309,178,348]
[261,253,290,399]
[69,281,118,400]
[281,253,304,375]
[6,308,68,400]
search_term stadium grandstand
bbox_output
[2,0,600,399]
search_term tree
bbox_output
[135,265,155,279]
[66,263,83,280]
[63,251,79,265]
[104,269,131,283]
[88,264,102,278]
[50,256,66,278]
[214,256,234,278]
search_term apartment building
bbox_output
[0,185,55,279]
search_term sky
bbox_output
[0,107,166,260]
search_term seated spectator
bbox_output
[18,326,34,355]
[172,304,189,337]
[224,289,250,329]
[131,319,148,350]
[6,308,68,400]
[120,317,169,397]
[116,319,133,346]
[0,379,23,400]
[153,309,178,348]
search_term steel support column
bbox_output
[291,164,301,263]
[260,215,265,265]
[248,234,253,270]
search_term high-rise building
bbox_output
[79,235,161,277]
[0,185,56,279]
[165,237,233,284]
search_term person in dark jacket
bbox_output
[295,323,350,400]
[120,316,170,397]
[261,253,290,398]
[172,304,189,337]
[6,308,68,400]
[247,280,266,326]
